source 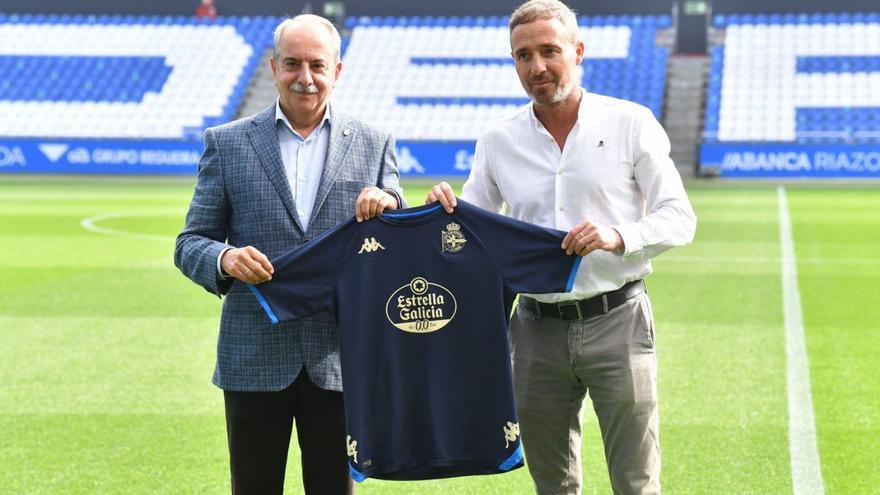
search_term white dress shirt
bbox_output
[275,99,331,230]
[462,90,696,302]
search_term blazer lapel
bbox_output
[309,111,356,227]
[247,108,304,234]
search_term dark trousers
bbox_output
[223,371,354,495]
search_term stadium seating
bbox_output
[334,15,670,141]
[0,13,275,140]
[0,13,669,143]
[705,12,880,143]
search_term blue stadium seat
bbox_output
[0,13,276,139]
[1,11,675,141]
[705,12,880,144]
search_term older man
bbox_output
[175,14,403,495]
[428,1,696,494]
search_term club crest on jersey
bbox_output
[441,222,467,253]
[385,277,457,333]
[503,421,520,449]
[358,237,385,254]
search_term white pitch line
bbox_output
[80,212,176,242]
[778,186,825,495]
[660,254,880,266]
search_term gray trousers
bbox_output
[510,291,660,495]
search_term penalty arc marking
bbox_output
[80,212,177,242]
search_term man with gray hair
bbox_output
[175,14,403,495]
[428,0,696,493]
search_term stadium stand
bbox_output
[0,12,675,175]
[705,12,880,143]
[333,15,671,141]
[2,6,877,178]
[0,13,669,144]
[0,13,275,140]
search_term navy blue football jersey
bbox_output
[249,200,582,482]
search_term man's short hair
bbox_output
[509,0,580,44]
[273,14,342,62]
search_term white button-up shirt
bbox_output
[275,98,331,230]
[462,90,696,302]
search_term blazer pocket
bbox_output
[331,179,374,194]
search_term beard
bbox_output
[525,67,581,106]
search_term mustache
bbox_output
[528,75,556,84]
[289,82,319,94]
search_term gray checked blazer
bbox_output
[175,104,404,392]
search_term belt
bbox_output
[520,280,646,321]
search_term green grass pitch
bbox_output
[0,176,877,494]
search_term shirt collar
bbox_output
[576,88,588,119]
[528,88,587,131]
[275,98,332,139]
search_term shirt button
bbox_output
[559,206,564,211]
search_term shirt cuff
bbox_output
[614,223,643,258]
[217,247,233,278]
[383,188,403,209]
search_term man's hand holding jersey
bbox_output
[561,221,624,256]
[221,246,274,284]
[355,186,399,222]
[426,181,458,213]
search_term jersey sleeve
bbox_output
[458,201,582,295]
[248,219,358,324]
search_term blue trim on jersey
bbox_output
[566,255,583,292]
[248,284,279,324]
[382,203,442,219]
[498,444,524,471]
[349,463,367,483]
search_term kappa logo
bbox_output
[346,435,358,463]
[358,237,385,254]
[397,146,426,174]
[503,421,520,449]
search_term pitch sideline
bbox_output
[778,186,825,495]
